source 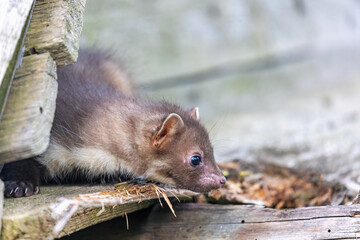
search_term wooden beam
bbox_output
[24,0,86,66]
[0,180,3,232]
[0,53,57,164]
[108,203,360,240]
[0,0,35,119]
[1,184,196,239]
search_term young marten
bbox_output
[1,50,226,198]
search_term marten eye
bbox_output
[190,155,201,166]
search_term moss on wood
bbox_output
[25,0,86,66]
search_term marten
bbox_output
[1,50,226,198]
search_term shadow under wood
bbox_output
[61,206,155,240]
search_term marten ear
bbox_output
[189,107,200,121]
[153,113,184,149]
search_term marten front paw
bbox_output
[4,181,40,198]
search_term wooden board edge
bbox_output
[1,200,156,240]
[0,53,58,164]
[0,0,35,121]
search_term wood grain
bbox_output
[0,0,35,119]
[0,53,57,164]
[25,0,86,66]
[0,180,3,233]
[1,184,195,240]
[110,203,360,240]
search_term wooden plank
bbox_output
[0,0,34,85]
[105,203,360,240]
[0,53,57,164]
[0,180,3,233]
[1,184,196,240]
[24,0,86,66]
[0,0,35,119]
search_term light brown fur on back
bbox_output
[100,60,134,97]
[39,49,225,192]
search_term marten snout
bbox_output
[212,174,226,188]
[219,176,226,186]
[209,175,226,189]
[192,171,226,193]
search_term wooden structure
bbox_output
[0,0,35,121]
[24,0,86,66]
[75,203,360,240]
[0,0,86,164]
[0,2,197,239]
[1,1,360,240]
[0,53,57,163]
[1,184,195,239]
[0,0,86,237]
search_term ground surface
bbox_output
[81,0,360,193]
[60,1,360,238]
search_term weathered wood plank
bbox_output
[1,184,195,240]
[0,53,57,164]
[0,180,4,233]
[104,203,360,240]
[1,185,115,240]
[25,0,86,66]
[0,0,35,119]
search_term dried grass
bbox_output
[203,161,348,209]
[51,182,195,235]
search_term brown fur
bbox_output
[2,49,225,197]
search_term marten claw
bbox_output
[4,181,40,198]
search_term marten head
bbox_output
[146,107,226,193]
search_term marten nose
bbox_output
[219,176,226,186]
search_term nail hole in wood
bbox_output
[30,48,38,54]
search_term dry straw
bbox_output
[51,182,195,236]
